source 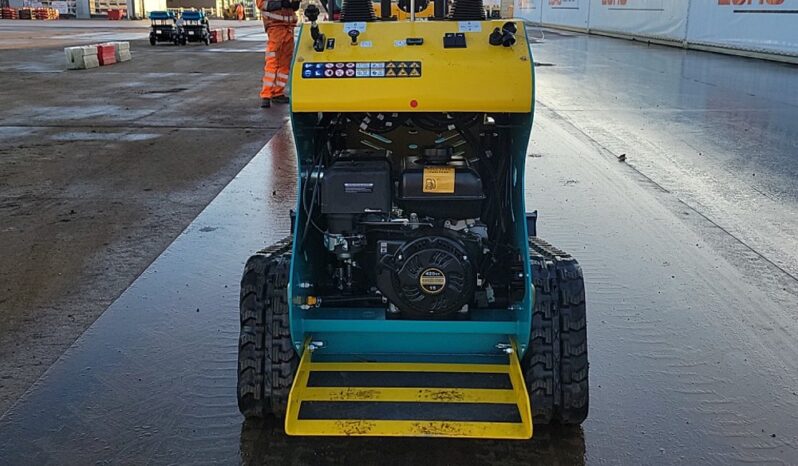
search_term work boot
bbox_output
[261,98,271,108]
[272,95,289,104]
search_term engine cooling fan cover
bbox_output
[392,235,475,318]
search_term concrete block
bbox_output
[64,45,99,70]
[83,55,100,69]
[65,47,82,70]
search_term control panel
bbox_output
[290,20,533,113]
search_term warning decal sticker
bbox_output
[422,166,455,193]
[302,61,422,79]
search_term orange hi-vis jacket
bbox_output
[256,0,298,27]
[256,0,298,99]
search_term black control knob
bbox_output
[489,22,517,47]
[305,3,320,21]
[502,21,517,35]
[501,21,517,47]
[502,30,516,47]
[348,29,360,44]
[489,27,502,46]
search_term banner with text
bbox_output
[687,0,798,56]
[587,0,689,41]
[541,0,590,29]
[515,0,544,23]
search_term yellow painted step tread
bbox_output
[285,419,531,439]
[300,386,517,404]
[285,339,533,439]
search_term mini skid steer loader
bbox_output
[237,0,588,439]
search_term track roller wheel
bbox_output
[523,236,589,424]
[237,237,297,418]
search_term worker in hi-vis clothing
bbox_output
[257,0,299,108]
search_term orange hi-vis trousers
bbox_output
[261,24,294,99]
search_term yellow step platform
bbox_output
[285,341,533,439]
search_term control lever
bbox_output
[313,31,327,52]
[305,4,326,52]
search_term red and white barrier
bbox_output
[210,29,222,43]
[209,28,236,44]
[97,44,116,65]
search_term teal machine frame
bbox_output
[285,24,536,363]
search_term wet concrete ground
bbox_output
[0,22,283,415]
[1,26,798,465]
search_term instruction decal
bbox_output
[302,61,422,79]
[343,22,367,34]
[422,166,455,193]
[458,21,482,33]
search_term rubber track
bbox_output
[237,237,297,418]
[524,237,589,424]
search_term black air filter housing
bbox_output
[321,159,391,215]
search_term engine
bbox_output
[316,145,495,318]
[376,234,478,318]
[299,112,521,320]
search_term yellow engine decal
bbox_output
[422,166,455,193]
[419,267,447,294]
